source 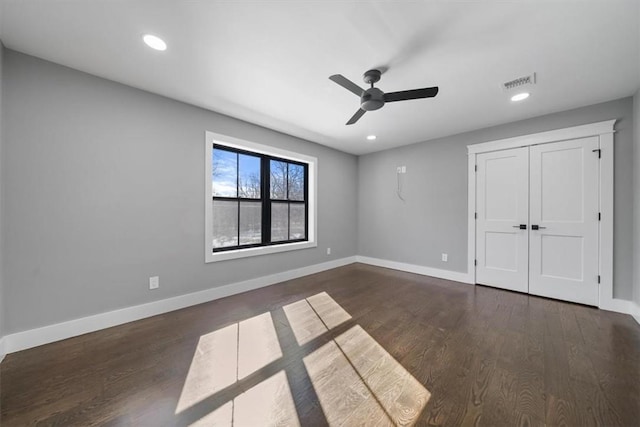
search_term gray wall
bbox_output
[2,50,358,334]
[1,48,636,337]
[358,97,635,300]
[0,42,4,342]
[634,90,640,311]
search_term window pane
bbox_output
[290,204,306,239]
[271,202,288,242]
[288,164,305,201]
[240,201,262,245]
[213,200,238,248]
[270,160,287,199]
[239,154,261,199]
[213,148,237,197]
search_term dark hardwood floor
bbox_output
[1,263,639,426]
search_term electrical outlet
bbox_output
[149,276,159,290]
[327,247,331,255]
[396,166,402,173]
[441,253,448,262]
[401,166,406,173]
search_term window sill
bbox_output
[205,240,317,263]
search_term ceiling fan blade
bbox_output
[346,108,366,125]
[329,74,365,97]
[384,86,439,103]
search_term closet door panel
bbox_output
[476,147,529,292]
[529,137,599,306]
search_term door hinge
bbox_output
[598,275,601,284]
[475,212,478,219]
[475,165,477,172]
[592,148,601,158]
[598,212,601,221]
[474,259,477,266]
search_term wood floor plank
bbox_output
[481,367,519,426]
[1,263,639,426]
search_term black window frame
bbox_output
[211,143,309,253]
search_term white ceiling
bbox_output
[1,0,639,155]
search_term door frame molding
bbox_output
[467,120,617,309]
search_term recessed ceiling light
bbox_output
[143,34,167,51]
[511,92,530,102]
[366,135,377,141]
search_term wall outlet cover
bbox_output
[149,276,160,290]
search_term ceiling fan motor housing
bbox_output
[363,69,382,85]
[361,87,385,111]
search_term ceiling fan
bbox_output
[329,69,439,125]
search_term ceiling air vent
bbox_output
[502,73,536,91]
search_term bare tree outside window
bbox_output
[270,160,287,199]
[238,173,260,198]
[288,164,304,201]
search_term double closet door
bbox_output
[475,136,600,306]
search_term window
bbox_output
[212,146,308,250]
[205,132,317,262]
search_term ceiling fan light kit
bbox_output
[329,69,439,125]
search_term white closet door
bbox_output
[476,147,529,292]
[529,137,600,306]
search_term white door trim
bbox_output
[467,120,616,154]
[467,120,617,310]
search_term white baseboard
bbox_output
[3,256,357,355]
[355,255,473,284]
[355,256,640,318]
[632,302,640,326]
[2,254,637,358]
[599,297,635,315]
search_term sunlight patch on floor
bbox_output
[237,312,283,379]
[188,371,299,427]
[188,401,233,427]
[176,312,282,413]
[234,371,300,426]
[307,292,352,329]
[304,325,430,426]
[177,292,426,426]
[283,292,351,346]
[176,323,238,413]
[282,299,328,346]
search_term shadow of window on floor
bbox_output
[186,370,299,427]
[282,291,352,346]
[175,292,429,426]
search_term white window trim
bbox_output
[205,131,318,263]
[466,119,617,311]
